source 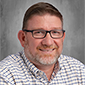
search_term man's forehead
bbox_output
[26,14,62,30]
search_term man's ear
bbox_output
[18,30,26,47]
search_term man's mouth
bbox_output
[39,48,55,52]
[37,45,58,53]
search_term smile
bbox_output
[39,48,55,52]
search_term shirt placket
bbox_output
[35,70,49,84]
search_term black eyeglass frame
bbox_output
[22,29,65,39]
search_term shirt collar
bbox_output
[21,50,61,79]
[21,50,39,74]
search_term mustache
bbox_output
[36,45,58,50]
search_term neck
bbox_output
[34,63,55,81]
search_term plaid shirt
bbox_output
[0,50,85,85]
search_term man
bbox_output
[0,2,85,85]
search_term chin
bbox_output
[35,53,59,65]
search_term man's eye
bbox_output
[52,31,58,33]
[53,31,57,33]
[34,31,45,35]
[37,31,42,33]
[52,31,61,35]
[35,31,43,34]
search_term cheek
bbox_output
[28,39,41,54]
[55,39,63,52]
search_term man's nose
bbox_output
[41,33,54,46]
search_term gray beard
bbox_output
[24,45,59,66]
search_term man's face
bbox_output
[24,14,65,65]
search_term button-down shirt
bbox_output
[0,51,85,85]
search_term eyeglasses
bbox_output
[23,29,65,39]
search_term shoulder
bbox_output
[58,55,85,84]
[0,51,24,75]
[0,51,24,83]
[59,54,85,70]
[0,52,22,68]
